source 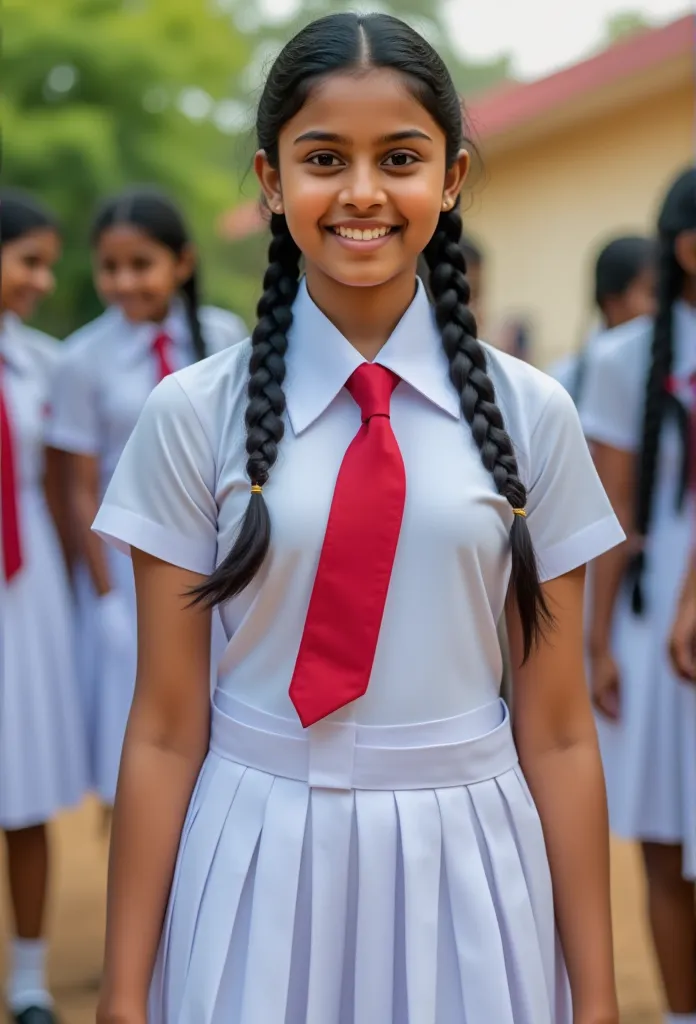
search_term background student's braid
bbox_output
[630,234,682,613]
[424,202,552,656]
[179,268,206,362]
[192,212,301,605]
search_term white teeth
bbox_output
[335,226,390,240]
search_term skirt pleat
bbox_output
[354,792,397,1024]
[150,744,570,1024]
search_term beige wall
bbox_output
[466,82,693,367]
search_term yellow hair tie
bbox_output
[512,508,527,518]
[250,484,263,495]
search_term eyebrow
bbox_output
[293,129,433,145]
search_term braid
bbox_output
[629,236,681,613]
[180,269,207,361]
[424,205,552,658]
[190,214,301,606]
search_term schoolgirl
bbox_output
[548,234,656,403]
[580,167,696,1024]
[0,191,87,1024]
[94,16,623,1024]
[46,189,247,805]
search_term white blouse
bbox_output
[46,300,247,489]
[94,279,623,725]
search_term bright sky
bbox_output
[259,0,690,77]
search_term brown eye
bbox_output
[308,152,343,168]
[383,152,418,168]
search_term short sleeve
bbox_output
[578,333,647,452]
[47,347,100,455]
[92,375,218,574]
[525,383,625,581]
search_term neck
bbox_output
[681,277,696,308]
[303,264,419,361]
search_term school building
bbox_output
[219,13,694,367]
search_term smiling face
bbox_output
[1,228,61,320]
[94,224,194,324]
[255,67,468,295]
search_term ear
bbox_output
[442,149,471,211]
[674,229,696,277]
[254,149,284,216]
[175,243,197,285]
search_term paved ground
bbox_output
[1,798,664,1022]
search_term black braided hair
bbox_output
[191,214,301,604]
[424,203,552,656]
[630,167,696,614]
[191,11,553,655]
[91,186,206,359]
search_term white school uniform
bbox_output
[0,315,87,829]
[47,300,247,803]
[94,279,623,1024]
[579,301,696,880]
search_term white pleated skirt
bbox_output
[0,492,88,828]
[150,691,571,1024]
[596,491,696,880]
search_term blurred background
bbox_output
[4,0,692,363]
[1,1,694,1021]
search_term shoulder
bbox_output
[544,353,577,392]
[200,305,248,353]
[161,337,251,446]
[58,309,122,377]
[482,342,574,439]
[588,316,652,374]
[14,322,60,375]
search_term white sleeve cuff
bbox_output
[579,414,637,453]
[46,423,99,456]
[535,513,625,582]
[93,504,217,576]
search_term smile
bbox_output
[329,225,397,240]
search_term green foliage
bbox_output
[4,0,510,334]
[603,10,651,44]
[4,0,251,336]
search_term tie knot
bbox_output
[346,363,399,422]
[152,331,171,356]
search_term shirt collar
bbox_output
[117,295,191,357]
[284,277,460,435]
[0,314,34,375]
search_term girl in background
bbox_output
[1,191,88,1024]
[95,15,621,1023]
[47,188,247,808]
[580,167,696,1024]
[548,234,656,403]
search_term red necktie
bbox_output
[0,360,23,582]
[289,363,406,728]
[152,331,174,381]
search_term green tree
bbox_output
[3,0,252,335]
[604,10,651,44]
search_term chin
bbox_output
[325,260,408,290]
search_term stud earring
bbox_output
[442,197,454,211]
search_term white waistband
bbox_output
[209,691,518,791]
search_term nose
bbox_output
[34,266,55,298]
[112,268,139,295]
[338,158,387,211]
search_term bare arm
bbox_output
[586,442,635,655]
[669,552,696,681]
[44,446,75,573]
[507,568,618,1024]
[70,452,112,595]
[98,549,212,1024]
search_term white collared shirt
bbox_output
[94,279,623,724]
[46,300,247,490]
[1,314,59,494]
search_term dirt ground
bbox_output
[1,798,664,1023]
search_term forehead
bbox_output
[5,227,60,256]
[97,224,168,254]
[280,67,446,145]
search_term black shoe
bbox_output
[13,1008,58,1024]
